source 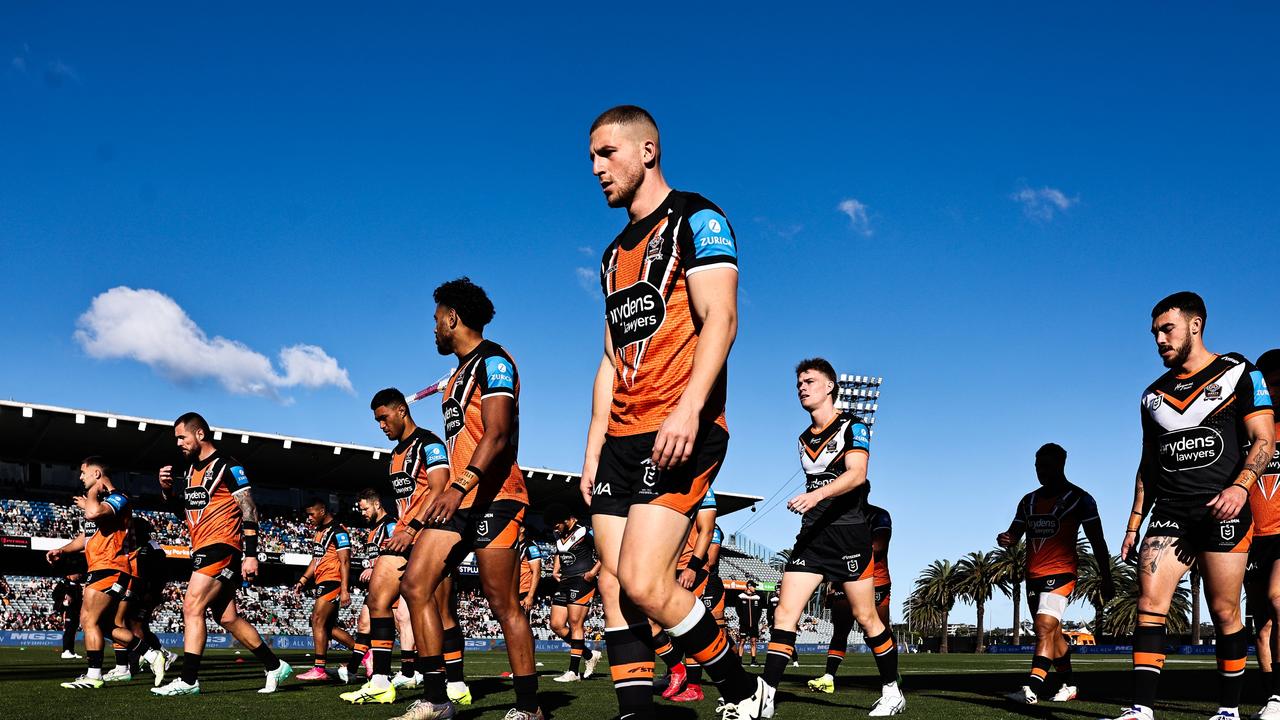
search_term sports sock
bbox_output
[349,632,369,673]
[1053,645,1073,687]
[422,654,447,704]
[370,616,395,680]
[568,638,585,675]
[669,601,755,704]
[87,649,104,679]
[401,649,417,677]
[652,629,683,669]
[443,624,465,682]
[249,641,281,672]
[764,628,795,687]
[686,659,703,685]
[826,647,846,676]
[1272,661,1280,696]
[606,623,655,718]
[513,672,539,712]
[180,651,201,684]
[124,636,144,672]
[314,650,327,670]
[1217,628,1248,709]
[113,641,127,670]
[1133,617,1167,710]
[866,628,899,685]
[143,629,162,652]
[1027,654,1052,695]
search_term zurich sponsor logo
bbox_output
[486,357,515,390]
[1253,371,1273,407]
[230,465,249,487]
[1159,426,1224,472]
[426,445,447,463]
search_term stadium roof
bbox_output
[0,401,762,516]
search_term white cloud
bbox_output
[577,246,595,257]
[575,267,600,297]
[74,286,354,400]
[1011,186,1077,221]
[837,198,872,236]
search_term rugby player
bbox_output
[394,279,540,720]
[152,412,291,696]
[342,391,472,707]
[545,505,602,682]
[810,500,893,694]
[738,581,763,665]
[294,498,356,681]
[517,526,543,616]
[340,488,425,689]
[666,488,723,703]
[48,457,149,689]
[1244,349,1280,719]
[1106,292,1274,720]
[763,358,903,717]
[998,443,1113,705]
[119,516,175,684]
[52,572,84,659]
[582,104,765,720]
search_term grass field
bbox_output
[0,647,1267,719]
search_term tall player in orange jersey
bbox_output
[998,443,1113,706]
[394,279,541,720]
[582,105,764,720]
[152,412,291,696]
[48,457,150,689]
[1246,349,1280,719]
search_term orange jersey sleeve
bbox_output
[312,523,352,583]
[1249,422,1280,536]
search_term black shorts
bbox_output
[85,569,131,599]
[1146,498,1253,555]
[1026,573,1076,619]
[590,425,728,519]
[552,574,597,607]
[1247,534,1280,585]
[442,500,526,566]
[784,522,874,583]
[739,620,761,639]
[313,581,342,604]
[701,574,726,616]
[190,543,242,585]
[875,583,891,609]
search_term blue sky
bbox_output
[3,3,1278,626]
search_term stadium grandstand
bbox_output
[0,400,830,644]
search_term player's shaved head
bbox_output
[590,105,660,151]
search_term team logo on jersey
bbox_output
[443,399,464,439]
[184,485,210,510]
[1147,394,1163,411]
[1159,426,1223,472]
[605,281,667,349]
[1205,383,1222,401]
[826,438,839,452]
[646,233,664,262]
[477,520,489,538]
[390,471,415,498]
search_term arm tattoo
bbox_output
[1140,536,1176,576]
[1247,438,1274,477]
[234,490,259,524]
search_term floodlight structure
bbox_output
[834,373,883,435]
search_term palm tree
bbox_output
[1072,550,1131,635]
[955,550,1003,653]
[993,541,1027,644]
[769,548,791,572]
[1104,573,1193,636]
[911,559,960,653]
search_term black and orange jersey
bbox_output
[868,504,892,586]
[554,523,596,578]
[84,488,134,575]
[709,523,723,575]
[1009,483,1100,578]
[362,515,396,569]
[798,413,872,528]
[311,522,352,583]
[600,190,738,437]
[1141,352,1273,501]
[129,516,164,580]
[389,427,449,523]
[1249,422,1280,536]
[441,339,527,510]
[182,451,250,551]
[519,540,544,594]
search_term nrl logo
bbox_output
[1147,395,1163,411]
